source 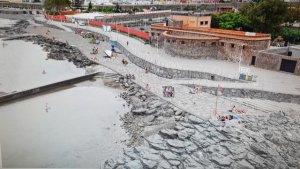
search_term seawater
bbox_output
[0,39,85,94]
[0,18,128,167]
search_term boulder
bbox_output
[132,108,147,115]
[168,160,181,166]
[143,115,155,123]
[188,115,205,124]
[141,159,158,169]
[124,160,143,169]
[166,139,185,148]
[178,128,195,139]
[160,129,178,139]
[210,154,232,166]
[162,151,180,161]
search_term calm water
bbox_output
[0,83,129,167]
[0,19,129,167]
[0,39,85,94]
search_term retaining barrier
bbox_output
[0,72,99,104]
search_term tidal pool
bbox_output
[0,82,129,168]
[0,39,85,94]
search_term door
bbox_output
[251,56,256,66]
[280,59,297,73]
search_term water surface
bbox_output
[0,83,129,168]
[0,39,85,94]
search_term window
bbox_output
[200,21,204,25]
[205,21,208,25]
[242,45,245,49]
[231,44,235,48]
[220,42,225,46]
[172,40,176,43]
[167,39,170,43]
[201,42,206,46]
[211,42,216,46]
[151,32,154,36]
[181,41,185,45]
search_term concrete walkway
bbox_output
[26,17,300,119]
[48,19,300,96]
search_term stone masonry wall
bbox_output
[185,84,300,104]
[255,51,300,75]
[117,42,238,82]
[164,39,218,59]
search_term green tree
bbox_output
[72,0,84,8]
[240,0,288,35]
[87,1,93,12]
[284,4,300,25]
[211,12,252,31]
[113,3,122,13]
[44,0,70,14]
[281,27,300,44]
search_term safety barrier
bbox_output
[44,15,149,40]
[88,20,150,40]
[44,14,67,22]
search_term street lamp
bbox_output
[238,45,244,77]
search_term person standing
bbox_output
[127,41,129,46]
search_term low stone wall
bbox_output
[117,42,238,82]
[164,40,218,59]
[185,84,300,104]
[0,73,99,104]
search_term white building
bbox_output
[83,0,112,5]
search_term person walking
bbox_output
[126,41,129,46]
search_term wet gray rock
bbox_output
[166,139,185,148]
[188,115,205,124]
[141,159,158,169]
[132,108,147,115]
[145,108,157,115]
[143,115,155,123]
[168,160,181,166]
[146,135,168,150]
[162,151,180,161]
[178,128,195,139]
[231,159,254,169]
[210,154,232,166]
[160,129,178,139]
[124,160,143,169]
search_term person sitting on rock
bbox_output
[194,86,200,94]
[146,84,150,91]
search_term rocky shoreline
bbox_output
[2,17,300,169]
[1,19,94,68]
[103,76,300,169]
[6,35,95,68]
[0,20,29,37]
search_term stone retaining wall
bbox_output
[117,42,238,82]
[185,84,300,104]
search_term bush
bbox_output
[281,27,300,44]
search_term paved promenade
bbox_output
[26,17,300,119]
[52,19,300,96]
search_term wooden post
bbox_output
[0,144,2,168]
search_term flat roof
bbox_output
[151,23,270,38]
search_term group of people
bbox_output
[214,105,246,122]
[190,86,201,94]
[125,74,135,80]
[163,86,175,97]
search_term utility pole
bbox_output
[238,45,244,77]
